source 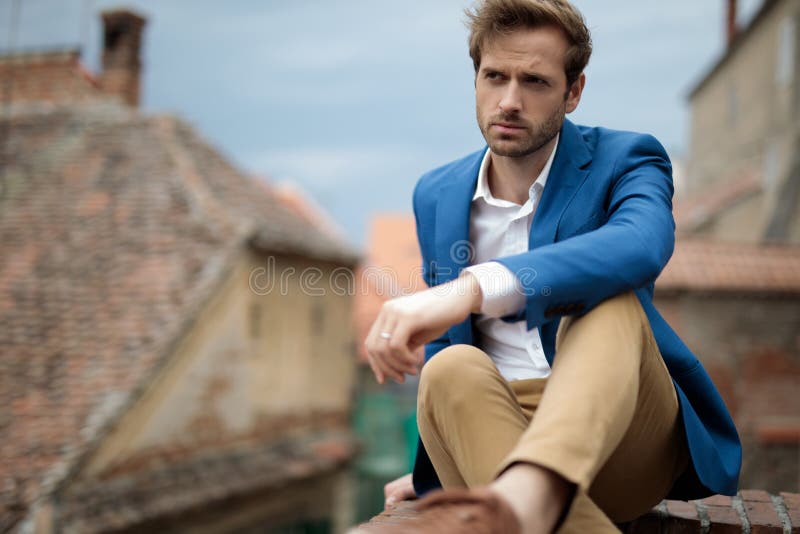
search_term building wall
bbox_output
[700,193,767,241]
[655,292,800,492]
[83,249,356,475]
[686,0,799,240]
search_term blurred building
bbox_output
[674,0,800,492]
[0,9,359,534]
[655,240,800,492]
[685,0,799,242]
[354,215,425,366]
[350,215,424,520]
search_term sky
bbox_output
[1,0,763,247]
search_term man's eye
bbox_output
[526,77,547,85]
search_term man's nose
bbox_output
[498,81,522,114]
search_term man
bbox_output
[359,1,741,532]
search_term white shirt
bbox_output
[463,136,559,381]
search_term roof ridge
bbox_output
[46,244,245,514]
[0,46,81,62]
[152,116,252,240]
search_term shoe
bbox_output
[349,487,521,533]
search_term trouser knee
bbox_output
[418,344,497,419]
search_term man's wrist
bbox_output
[463,262,526,318]
[459,271,483,314]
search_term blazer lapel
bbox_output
[530,120,592,364]
[530,119,593,251]
[434,149,484,345]
[434,150,484,279]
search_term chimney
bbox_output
[99,9,146,107]
[726,0,738,48]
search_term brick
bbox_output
[740,490,773,503]
[704,505,742,533]
[667,500,700,520]
[744,501,782,533]
[702,495,733,507]
[780,492,800,509]
[779,493,800,533]
[664,501,702,533]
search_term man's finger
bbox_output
[371,315,412,383]
[366,312,396,384]
[366,350,385,384]
[376,350,406,383]
[387,323,420,375]
[371,339,407,383]
[384,474,416,509]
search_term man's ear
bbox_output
[565,73,585,114]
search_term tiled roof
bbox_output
[657,239,800,294]
[673,171,762,233]
[58,431,356,533]
[0,48,104,105]
[0,103,356,522]
[270,181,348,241]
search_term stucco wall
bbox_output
[84,250,356,475]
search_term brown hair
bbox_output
[466,0,592,87]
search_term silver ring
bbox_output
[379,331,392,340]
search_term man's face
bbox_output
[475,26,584,158]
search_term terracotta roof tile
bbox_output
[657,239,800,294]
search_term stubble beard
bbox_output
[479,103,565,158]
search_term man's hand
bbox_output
[364,273,482,384]
[384,473,416,509]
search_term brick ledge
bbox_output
[361,490,800,533]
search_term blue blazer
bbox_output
[411,119,741,500]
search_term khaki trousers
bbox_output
[417,292,689,532]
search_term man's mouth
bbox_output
[491,122,526,133]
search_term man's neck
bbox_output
[488,136,558,205]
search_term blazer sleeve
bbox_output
[413,177,451,361]
[494,133,675,329]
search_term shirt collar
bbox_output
[473,133,560,204]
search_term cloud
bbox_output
[245,145,439,189]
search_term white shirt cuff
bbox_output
[463,262,526,318]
